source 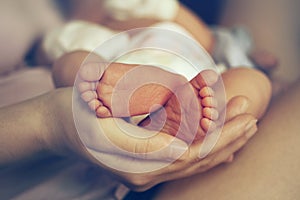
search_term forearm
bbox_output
[52,50,105,87]
[0,92,62,165]
[0,88,89,166]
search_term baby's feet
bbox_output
[139,70,219,142]
[78,62,186,117]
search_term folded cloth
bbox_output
[212,26,255,72]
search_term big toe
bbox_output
[196,70,219,88]
[79,62,106,81]
[78,81,97,93]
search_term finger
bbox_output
[154,121,256,181]
[202,124,258,170]
[179,124,257,176]
[220,96,250,123]
[196,114,257,158]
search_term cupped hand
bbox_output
[67,87,257,191]
[118,97,258,191]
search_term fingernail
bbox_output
[245,119,258,131]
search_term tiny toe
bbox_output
[78,81,97,92]
[81,91,97,102]
[88,99,102,110]
[200,118,216,132]
[202,97,218,107]
[199,87,214,97]
[79,62,106,81]
[203,107,219,120]
[200,70,219,86]
[191,70,219,89]
[96,106,112,118]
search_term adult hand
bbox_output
[109,97,257,191]
[66,89,257,191]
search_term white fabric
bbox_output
[42,21,214,81]
[117,22,215,81]
[42,20,130,61]
[102,0,179,21]
[212,26,254,68]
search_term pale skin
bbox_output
[52,50,271,142]
[0,0,292,198]
[19,0,269,191]
[37,38,271,192]
[45,0,272,142]
[0,87,258,191]
[77,62,219,141]
[1,80,300,196]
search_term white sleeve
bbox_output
[102,0,179,21]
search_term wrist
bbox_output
[46,88,93,160]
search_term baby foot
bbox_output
[77,62,186,117]
[139,70,219,142]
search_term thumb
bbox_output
[223,96,250,122]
